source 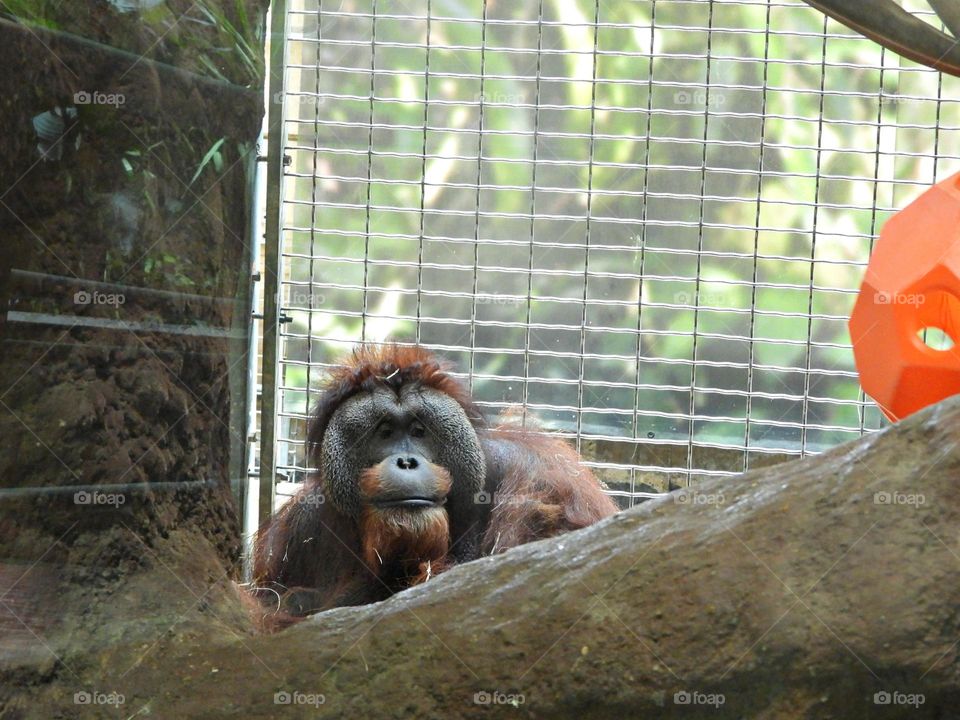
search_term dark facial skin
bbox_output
[360,405,441,508]
[319,384,487,560]
[366,453,449,509]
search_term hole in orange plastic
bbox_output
[914,289,960,353]
[917,327,956,352]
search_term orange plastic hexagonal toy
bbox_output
[849,171,960,422]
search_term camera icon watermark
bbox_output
[674,489,725,507]
[873,491,924,508]
[74,690,125,706]
[74,90,125,107]
[879,95,922,108]
[673,290,728,307]
[673,90,726,107]
[273,91,325,107]
[295,492,326,507]
[874,291,925,307]
[287,289,326,307]
[474,491,493,505]
[473,690,525,706]
[673,690,725,707]
[74,290,125,307]
[74,490,126,507]
[475,91,525,105]
[873,690,924,707]
[274,690,325,706]
[475,294,524,306]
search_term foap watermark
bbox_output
[474,490,493,505]
[74,490,126,507]
[874,291,925,307]
[74,690,125,706]
[475,91,525,105]
[879,95,923,109]
[274,690,326,707]
[74,90,125,107]
[293,492,326,507]
[874,690,924,708]
[287,289,326,307]
[273,91,324,108]
[473,690,525,707]
[874,491,925,508]
[74,290,125,307]
[673,690,725,708]
[674,489,725,507]
[673,290,730,307]
[673,89,726,107]
[475,294,524,306]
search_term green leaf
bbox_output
[189,137,227,186]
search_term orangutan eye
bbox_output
[410,422,426,439]
[376,420,392,439]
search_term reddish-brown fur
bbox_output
[481,424,618,552]
[249,344,617,632]
[359,505,451,579]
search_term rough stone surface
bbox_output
[6,396,960,718]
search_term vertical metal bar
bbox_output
[414,0,433,346]
[631,0,658,505]
[800,13,829,457]
[685,0,716,484]
[242,114,268,581]
[361,0,378,342]
[931,64,945,202]
[305,0,323,465]
[521,0,545,428]
[861,44,889,437]
[575,0,602,458]
[468,0,489,393]
[742,0,773,473]
[259,0,290,522]
[921,54,946,354]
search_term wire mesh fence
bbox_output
[260,0,960,510]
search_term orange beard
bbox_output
[359,505,451,585]
[358,464,453,586]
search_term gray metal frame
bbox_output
[259,0,289,524]
[254,0,960,516]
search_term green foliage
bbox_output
[2,0,264,86]
[279,0,959,454]
[192,0,264,85]
[0,0,67,28]
[274,0,960,445]
[144,252,197,289]
[189,137,227,186]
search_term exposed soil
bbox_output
[0,1,267,698]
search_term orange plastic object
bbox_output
[849,171,960,422]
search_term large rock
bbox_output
[9,396,960,718]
